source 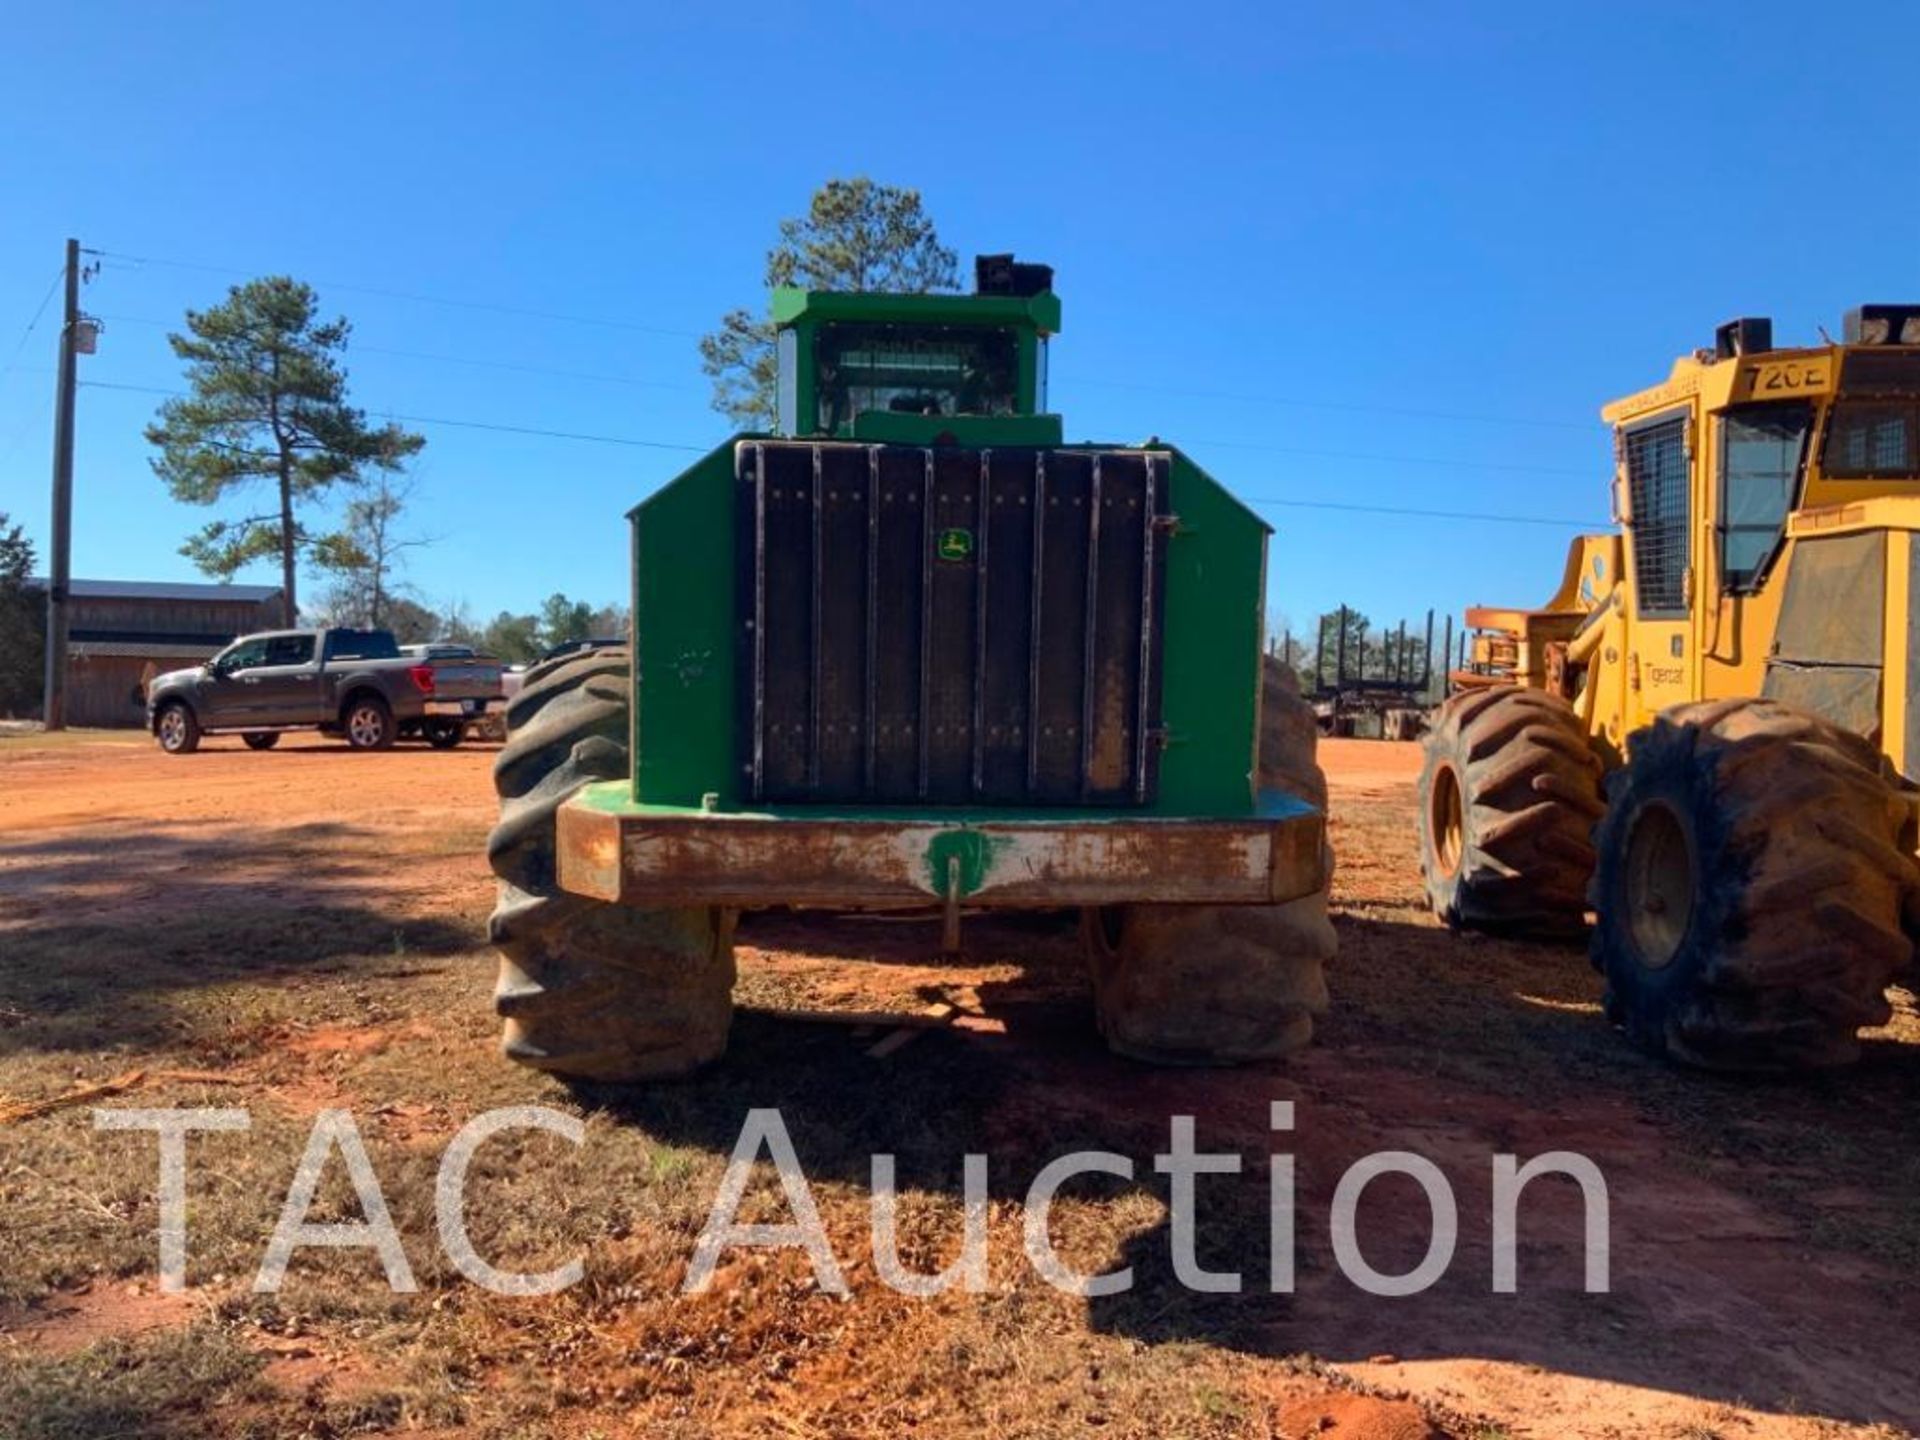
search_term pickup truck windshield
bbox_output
[324,630,400,661]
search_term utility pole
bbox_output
[41,238,80,730]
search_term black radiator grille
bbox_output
[736,441,1169,806]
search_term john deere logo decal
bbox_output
[937,527,974,562]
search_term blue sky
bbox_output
[3,1,1918,643]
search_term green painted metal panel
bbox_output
[573,780,1316,825]
[772,288,1061,334]
[628,437,1275,819]
[630,440,742,807]
[1155,447,1270,814]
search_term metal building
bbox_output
[30,578,285,728]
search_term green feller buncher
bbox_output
[485,256,1336,1080]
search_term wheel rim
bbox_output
[1623,800,1693,970]
[1429,762,1464,877]
[349,706,384,746]
[159,710,184,749]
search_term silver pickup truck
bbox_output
[146,627,503,754]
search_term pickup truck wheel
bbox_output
[242,732,280,751]
[423,719,465,749]
[343,695,396,751]
[155,702,200,755]
[486,646,734,1081]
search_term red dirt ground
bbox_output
[3,728,1917,1438]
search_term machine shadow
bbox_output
[1076,909,1920,1429]
[732,907,1096,1022]
[0,822,476,1056]
[603,900,1920,1432]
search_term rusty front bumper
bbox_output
[556,784,1326,910]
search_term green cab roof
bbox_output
[771,286,1062,336]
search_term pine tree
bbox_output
[700,178,959,429]
[146,277,425,621]
[0,513,43,717]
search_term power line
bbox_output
[93,246,1602,435]
[79,379,713,453]
[0,265,67,405]
[1243,496,1603,529]
[1070,375,1594,432]
[101,314,1588,467]
[113,312,1581,450]
[77,380,1601,526]
[94,314,703,393]
[1189,436,1592,479]
[91,249,702,339]
[0,266,69,468]
[0,374,54,470]
[84,374,1587,481]
[388,410,707,452]
[359,343,700,392]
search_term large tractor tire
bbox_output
[1418,686,1605,938]
[486,647,735,1082]
[1082,902,1334,1064]
[1591,698,1917,1071]
[1081,658,1336,1064]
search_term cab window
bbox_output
[815,323,1017,431]
[324,630,400,661]
[1623,413,1691,617]
[1718,404,1809,592]
[264,634,315,666]
[216,637,269,672]
[1824,402,1919,478]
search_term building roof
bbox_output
[28,577,283,603]
[70,641,225,660]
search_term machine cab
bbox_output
[1462,304,1920,752]
[1593,304,1920,741]
[773,254,1062,444]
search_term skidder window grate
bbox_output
[1626,415,1690,618]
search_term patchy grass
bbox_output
[0,1327,268,1440]
[3,739,1917,1437]
[0,725,142,754]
